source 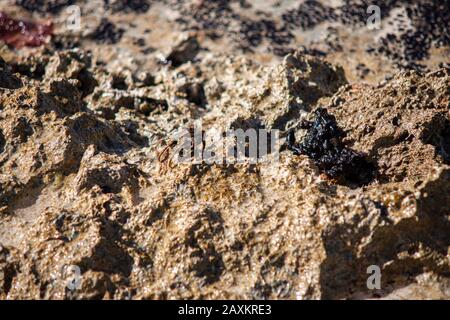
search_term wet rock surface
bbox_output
[0,1,448,300]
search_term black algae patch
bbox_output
[90,19,124,44]
[16,0,76,13]
[103,0,150,13]
[287,108,376,186]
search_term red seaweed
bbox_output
[0,11,53,48]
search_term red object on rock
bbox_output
[0,12,53,48]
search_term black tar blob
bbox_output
[287,108,376,186]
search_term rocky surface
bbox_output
[0,1,448,300]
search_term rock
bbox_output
[165,35,200,67]
[249,52,347,130]
[44,49,98,96]
[0,57,22,89]
[0,79,133,211]
[330,68,450,183]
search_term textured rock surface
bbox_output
[0,0,449,300]
[0,47,448,299]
